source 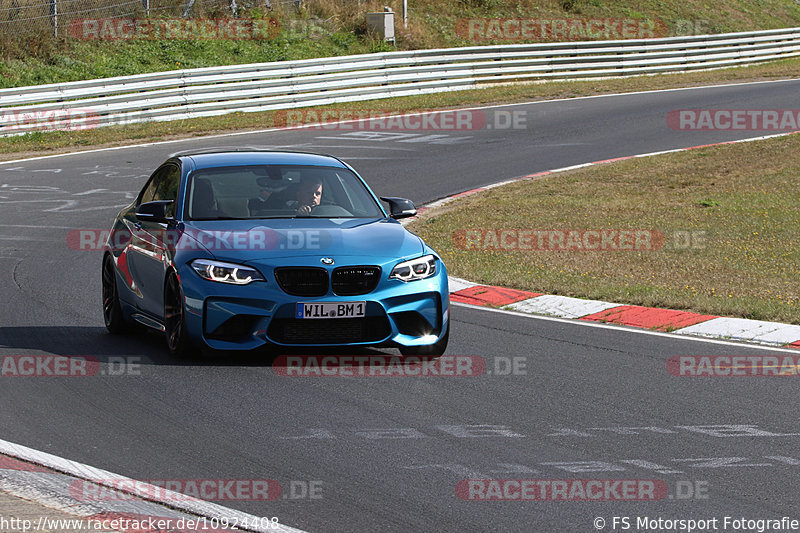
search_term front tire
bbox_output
[102,255,129,334]
[399,320,449,357]
[164,272,194,358]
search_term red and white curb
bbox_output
[0,438,305,533]
[448,276,800,348]
[426,131,800,349]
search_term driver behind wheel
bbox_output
[294,178,323,216]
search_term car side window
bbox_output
[153,164,181,217]
[138,167,168,206]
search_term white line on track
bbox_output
[453,301,800,354]
[0,438,306,533]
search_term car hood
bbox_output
[181,218,425,262]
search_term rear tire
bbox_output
[164,272,195,358]
[102,255,129,334]
[399,320,449,357]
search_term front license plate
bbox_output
[296,301,366,319]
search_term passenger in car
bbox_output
[192,178,225,219]
[248,176,289,216]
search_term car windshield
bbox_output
[186,164,385,220]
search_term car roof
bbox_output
[174,150,349,169]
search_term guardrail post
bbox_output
[182,0,196,18]
[49,0,57,37]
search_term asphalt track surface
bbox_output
[1,79,800,532]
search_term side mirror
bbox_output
[380,197,417,220]
[136,200,174,223]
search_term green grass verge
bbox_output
[2,0,800,87]
[407,134,800,324]
[0,31,393,88]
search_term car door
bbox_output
[126,163,181,319]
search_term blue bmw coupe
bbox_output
[101,150,449,357]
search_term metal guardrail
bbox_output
[2,27,799,135]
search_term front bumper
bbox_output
[178,260,449,351]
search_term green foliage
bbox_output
[698,198,720,207]
[561,0,580,13]
[0,0,799,88]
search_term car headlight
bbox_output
[389,254,437,282]
[190,259,265,285]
